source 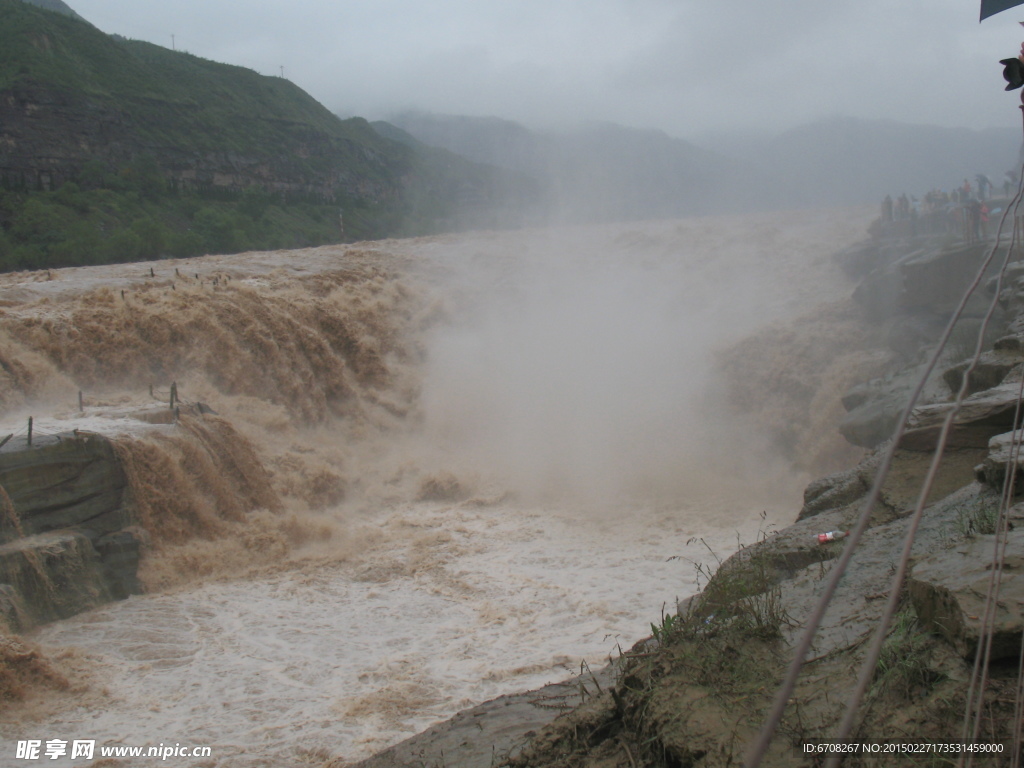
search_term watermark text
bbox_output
[15,739,212,761]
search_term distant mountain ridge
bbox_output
[388,111,1022,216]
[4,0,1020,268]
[0,0,535,269]
[387,111,763,223]
[385,113,542,174]
[0,0,415,207]
[1,0,534,221]
[755,116,1020,206]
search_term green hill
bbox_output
[0,0,528,270]
[18,0,86,23]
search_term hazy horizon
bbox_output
[63,0,1024,142]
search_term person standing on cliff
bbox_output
[967,198,982,243]
[976,174,991,200]
[897,193,910,220]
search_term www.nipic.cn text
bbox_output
[14,740,213,761]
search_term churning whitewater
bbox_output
[0,208,873,766]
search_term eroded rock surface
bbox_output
[0,530,111,627]
[0,432,129,544]
[0,406,270,630]
[0,432,139,629]
[942,351,1021,397]
[911,529,1024,660]
[900,381,1024,451]
[346,665,618,768]
[976,429,1024,489]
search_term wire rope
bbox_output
[961,169,1024,767]
[747,180,1024,768]
[823,186,1023,768]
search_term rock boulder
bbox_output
[942,353,1021,398]
[0,530,111,628]
[900,381,1024,451]
[910,530,1024,660]
[0,432,130,545]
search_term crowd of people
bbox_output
[879,173,1017,244]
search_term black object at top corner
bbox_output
[1001,57,1024,90]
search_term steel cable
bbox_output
[962,177,1024,767]
[747,193,1023,767]
[825,205,1017,768]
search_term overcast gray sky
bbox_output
[69,0,1024,139]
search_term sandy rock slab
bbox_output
[900,382,1024,451]
[0,530,110,627]
[344,666,617,768]
[0,432,130,543]
[976,429,1024,489]
[910,530,1024,660]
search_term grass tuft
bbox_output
[870,609,944,703]
[952,496,1001,538]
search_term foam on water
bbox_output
[11,498,777,766]
[0,207,878,766]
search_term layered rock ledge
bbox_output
[0,404,276,632]
[0,430,141,629]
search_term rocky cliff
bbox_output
[0,405,279,632]
[0,431,136,629]
[0,0,536,260]
[0,0,409,203]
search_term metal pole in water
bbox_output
[27,417,32,446]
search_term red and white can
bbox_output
[816,530,849,544]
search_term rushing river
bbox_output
[1,208,873,766]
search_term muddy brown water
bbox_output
[0,208,875,766]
